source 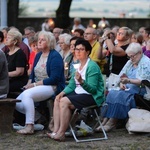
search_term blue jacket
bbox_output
[30,49,65,95]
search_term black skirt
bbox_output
[66,91,96,110]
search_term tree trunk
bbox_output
[7,0,19,27]
[55,0,72,29]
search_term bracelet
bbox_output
[33,82,36,87]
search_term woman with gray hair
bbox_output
[16,31,65,134]
[5,30,28,93]
[59,33,72,62]
[96,42,150,132]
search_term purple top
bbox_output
[142,46,150,58]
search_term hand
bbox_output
[99,36,108,45]
[120,77,129,84]
[55,92,65,102]
[75,71,83,84]
[120,82,126,90]
[24,83,34,89]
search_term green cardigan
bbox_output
[63,59,105,106]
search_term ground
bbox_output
[0,128,149,150]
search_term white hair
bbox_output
[126,42,142,54]
[59,33,72,45]
[38,31,56,49]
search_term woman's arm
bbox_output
[120,77,141,86]
[98,38,108,60]
[9,67,24,77]
[105,39,127,56]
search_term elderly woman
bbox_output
[96,43,150,132]
[5,30,28,93]
[59,33,72,62]
[48,39,104,141]
[16,31,65,134]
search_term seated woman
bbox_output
[47,39,105,141]
[65,36,81,82]
[15,31,65,134]
[96,42,150,132]
[5,30,28,94]
[0,50,9,99]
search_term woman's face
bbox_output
[131,34,136,43]
[116,29,127,41]
[5,34,15,47]
[38,35,48,51]
[30,42,38,52]
[59,37,69,51]
[70,39,76,53]
[74,44,89,61]
[127,51,142,65]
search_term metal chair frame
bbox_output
[69,105,108,143]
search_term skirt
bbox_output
[66,91,96,110]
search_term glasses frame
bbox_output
[74,48,85,52]
[127,52,140,59]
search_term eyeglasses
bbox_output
[25,32,31,36]
[84,33,93,36]
[127,52,139,59]
[75,48,85,52]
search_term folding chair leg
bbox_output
[69,108,108,143]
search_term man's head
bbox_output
[53,28,63,41]
[24,26,35,39]
[74,17,81,26]
[84,27,97,44]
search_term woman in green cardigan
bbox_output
[48,39,105,141]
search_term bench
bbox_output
[0,99,21,134]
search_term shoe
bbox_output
[47,132,57,139]
[17,126,34,135]
[53,134,65,142]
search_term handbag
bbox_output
[126,108,150,134]
[107,73,120,91]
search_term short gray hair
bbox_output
[59,33,72,45]
[38,31,56,50]
[7,30,22,46]
[126,42,142,54]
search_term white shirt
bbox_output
[75,58,91,94]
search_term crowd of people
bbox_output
[0,17,150,141]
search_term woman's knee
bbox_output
[60,97,70,108]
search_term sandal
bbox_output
[47,132,57,139]
[17,127,34,135]
[53,134,65,142]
